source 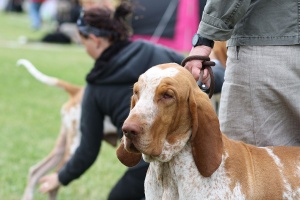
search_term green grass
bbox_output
[0,11,126,200]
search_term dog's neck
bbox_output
[144,143,245,199]
[145,143,205,199]
[144,143,193,199]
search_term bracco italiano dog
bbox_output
[117,63,300,200]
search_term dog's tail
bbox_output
[17,59,81,97]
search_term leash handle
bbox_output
[181,55,215,98]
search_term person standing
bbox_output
[28,0,45,30]
[184,0,300,146]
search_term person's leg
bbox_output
[211,59,225,94]
[219,45,300,146]
[218,46,256,144]
[29,1,42,30]
[108,160,149,200]
[247,45,300,146]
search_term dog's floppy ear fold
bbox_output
[116,137,142,167]
[116,94,141,167]
[189,88,223,177]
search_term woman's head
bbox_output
[77,0,133,43]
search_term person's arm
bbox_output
[39,86,104,193]
[58,86,104,185]
[185,0,251,81]
[199,0,251,41]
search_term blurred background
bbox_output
[1,0,205,51]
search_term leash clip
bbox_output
[198,70,208,89]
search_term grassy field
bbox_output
[0,11,126,200]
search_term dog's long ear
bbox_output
[189,87,223,177]
[116,137,142,167]
[116,94,142,167]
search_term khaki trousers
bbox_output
[219,45,300,146]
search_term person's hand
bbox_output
[39,173,61,193]
[184,46,212,87]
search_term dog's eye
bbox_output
[157,88,175,103]
[162,92,173,99]
[133,83,139,96]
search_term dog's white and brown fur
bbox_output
[117,63,300,200]
[18,59,117,200]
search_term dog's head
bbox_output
[117,63,223,177]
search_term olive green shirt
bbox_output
[198,0,300,46]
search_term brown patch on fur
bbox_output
[223,137,300,199]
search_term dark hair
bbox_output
[81,0,133,42]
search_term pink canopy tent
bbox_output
[131,0,205,53]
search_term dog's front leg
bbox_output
[22,127,67,200]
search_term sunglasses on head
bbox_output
[77,9,115,38]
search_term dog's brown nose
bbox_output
[122,123,141,139]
